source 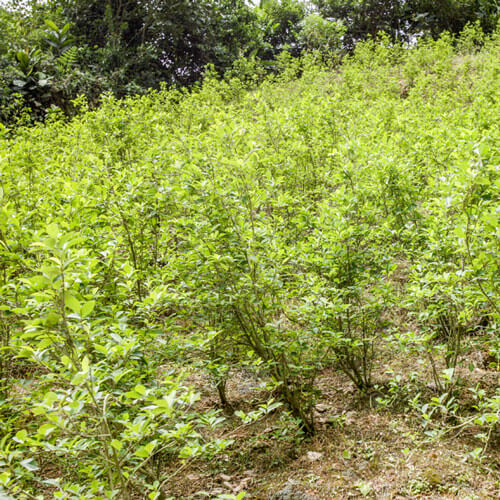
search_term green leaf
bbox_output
[44,19,59,31]
[44,311,61,326]
[81,356,90,374]
[94,344,108,355]
[110,439,123,451]
[441,368,455,381]
[19,458,39,472]
[71,372,86,386]
[64,292,81,314]
[135,441,156,458]
[356,482,372,496]
[134,384,146,396]
[61,355,72,369]
[13,430,28,443]
[81,300,96,318]
[46,223,59,239]
[38,424,56,438]
[43,392,59,406]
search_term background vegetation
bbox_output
[0,0,499,123]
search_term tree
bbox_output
[298,13,346,55]
[257,0,308,59]
[313,0,497,48]
[60,0,260,91]
[312,0,409,48]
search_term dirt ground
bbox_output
[165,349,500,500]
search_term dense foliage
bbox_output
[1,0,499,124]
[313,0,500,47]
[0,25,499,498]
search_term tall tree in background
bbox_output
[313,0,499,47]
[313,0,407,48]
[61,0,260,92]
[410,0,499,37]
[257,0,308,59]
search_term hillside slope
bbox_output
[0,27,499,499]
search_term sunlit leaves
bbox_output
[0,27,499,498]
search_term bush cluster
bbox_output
[0,25,499,499]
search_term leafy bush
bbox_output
[0,26,499,497]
